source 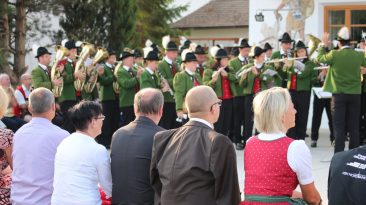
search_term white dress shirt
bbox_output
[190,118,214,129]
[246,133,314,185]
[51,132,112,205]
[164,56,173,64]
[14,85,31,105]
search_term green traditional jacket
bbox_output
[317,46,366,94]
[31,65,52,90]
[98,64,116,101]
[239,63,273,95]
[140,69,160,89]
[271,50,293,87]
[286,60,317,91]
[117,66,139,107]
[81,86,98,101]
[173,70,203,111]
[203,67,237,98]
[196,63,208,77]
[229,57,251,97]
[157,59,179,103]
[58,61,77,103]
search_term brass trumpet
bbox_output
[51,45,69,97]
[113,61,122,94]
[157,70,174,96]
[235,65,252,79]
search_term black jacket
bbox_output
[111,116,164,205]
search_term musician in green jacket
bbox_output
[117,48,143,126]
[173,50,203,121]
[286,40,317,140]
[140,47,161,89]
[317,27,366,153]
[239,46,273,143]
[59,40,84,133]
[194,45,208,78]
[97,48,119,148]
[157,35,179,129]
[31,47,57,90]
[203,47,236,137]
[271,32,295,87]
[229,38,251,150]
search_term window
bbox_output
[324,5,366,44]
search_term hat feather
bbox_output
[143,47,154,59]
[209,46,220,58]
[162,35,170,50]
[145,39,153,48]
[32,44,40,56]
[61,39,68,47]
[338,27,350,40]
[75,41,83,47]
[181,49,191,62]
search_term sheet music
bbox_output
[312,87,332,99]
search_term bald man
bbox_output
[111,88,165,205]
[150,85,240,205]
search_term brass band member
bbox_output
[317,27,366,153]
[140,47,161,89]
[59,40,83,133]
[194,45,208,78]
[240,47,273,144]
[203,46,235,137]
[173,49,203,124]
[271,32,294,88]
[229,38,251,150]
[286,41,316,140]
[117,48,143,126]
[157,36,179,129]
[97,48,119,148]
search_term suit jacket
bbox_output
[173,71,203,111]
[150,120,241,205]
[98,64,117,101]
[31,65,52,90]
[317,47,366,94]
[111,116,165,205]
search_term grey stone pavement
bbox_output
[236,129,338,205]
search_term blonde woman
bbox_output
[0,87,14,205]
[242,87,321,205]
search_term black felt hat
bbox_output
[230,47,239,56]
[182,51,197,62]
[295,40,308,50]
[107,48,117,56]
[119,48,134,60]
[133,49,143,58]
[166,41,178,51]
[215,48,228,59]
[64,40,77,50]
[264,43,273,51]
[253,46,265,57]
[279,32,294,43]
[194,45,207,55]
[145,50,160,61]
[35,47,52,58]
[238,38,251,48]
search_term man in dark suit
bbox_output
[110,88,165,205]
[150,85,241,205]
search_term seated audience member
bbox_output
[51,101,112,205]
[0,87,14,205]
[0,73,26,132]
[11,88,69,205]
[328,145,366,205]
[242,87,322,205]
[14,73,32,122]
[111,88,164,205]
[150,85,241,205]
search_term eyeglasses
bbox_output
[210,100,222,111]
[95,115,105,120]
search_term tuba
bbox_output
[51,45,69,97]
[113,61,122,94]
[74,42,95,92]
[308,34,321,57]
[83,47,109,93]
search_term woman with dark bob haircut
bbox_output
[51,101,112,205]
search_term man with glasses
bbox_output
[150,85,240,205]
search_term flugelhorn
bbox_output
[51,45,69,97]
[157,70,174,96]
[113,61,122,94]
[74,42,95,92]
[308,34,321,57]
[235,65,252,79]
[83,47,109,93]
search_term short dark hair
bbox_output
[339,39,350,46]
[69,101,103,131]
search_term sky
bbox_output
[173,0,211,19]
